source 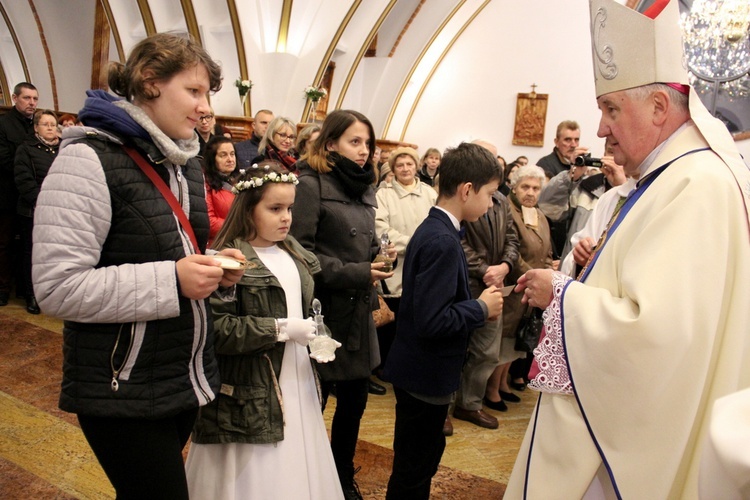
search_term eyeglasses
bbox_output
[198,115,214,123]
[275,132,296,142]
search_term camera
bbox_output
[573,153,602,168]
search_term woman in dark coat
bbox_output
[14,109,59,314]
[290,109,395,499]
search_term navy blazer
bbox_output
[383,207,486,397]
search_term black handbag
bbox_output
[514,307,544,352]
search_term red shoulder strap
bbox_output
[122,146,202,255]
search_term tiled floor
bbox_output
[0,298,535,498]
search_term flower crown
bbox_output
[232,164,299,194]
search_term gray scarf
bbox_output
[114,100,199,165]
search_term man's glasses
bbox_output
[198,115,214,123]
[275,132,296,141]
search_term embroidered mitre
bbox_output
[588,0,687,97]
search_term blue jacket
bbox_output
[383,207,486,397]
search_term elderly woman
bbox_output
[485,165,554,409]
[203,136,238,247]
[252,116,298,174]
[374,147,437,377]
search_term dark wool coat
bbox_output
[290,160,380,381]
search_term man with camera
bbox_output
[538,142,626,262]
[535,120,586,179]
[535,120,591,258]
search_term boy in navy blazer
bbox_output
[383,142,504,499]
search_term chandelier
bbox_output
[680,0,750,104]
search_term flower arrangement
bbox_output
[232,166,299,194]
[235,79,253,97]
[304,85,327,102]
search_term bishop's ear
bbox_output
[651,90,670,126]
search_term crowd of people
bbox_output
[2,0,748,497]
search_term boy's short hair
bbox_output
[438,142,502,199]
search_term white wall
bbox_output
[400,0,603,162]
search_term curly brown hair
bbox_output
[108,33,222,102]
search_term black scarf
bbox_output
[329,152,375,199]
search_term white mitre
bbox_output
[588,0,750,224]
[589,0,686,97]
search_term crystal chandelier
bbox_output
[680,0,750,104]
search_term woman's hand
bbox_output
[371,261,394,284]
[176,255,226,300]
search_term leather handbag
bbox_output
[372,294,395,328]
[514,307,544,352]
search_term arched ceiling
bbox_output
[0,0,639,143]
[3,0,744,149]
[0,1,483,136]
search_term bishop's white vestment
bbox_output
[506,121,750,499]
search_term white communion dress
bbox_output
[186,244,343,500]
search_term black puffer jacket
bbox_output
[50,133,218,418]
[33,90,219,419]
[14,135,59,217]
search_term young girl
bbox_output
[290,109,396,498]
[187,161,344,500]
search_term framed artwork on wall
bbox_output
[512,88,548,147]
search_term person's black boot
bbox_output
[26,296,40,314]
[0,292,8,306]
[340,466,363,500]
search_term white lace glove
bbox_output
[276,318,316,347]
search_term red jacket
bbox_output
[205,183,234,246]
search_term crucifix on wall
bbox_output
[512,84,548,147]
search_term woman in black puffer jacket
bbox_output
[31,34,244,500]
[14,109,59,314]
